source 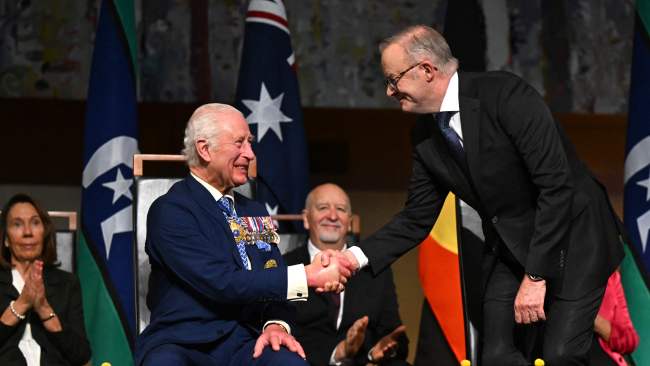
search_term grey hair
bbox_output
[379,25,458,76]
[182,103,243,167]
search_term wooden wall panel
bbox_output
[0,98,627,212]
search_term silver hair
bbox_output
[379,25,458,75]
[182,103,243,167]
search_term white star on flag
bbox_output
[102,168,133,204]
[242,83,293,142]
[636,168,650,201]
[265,203,280,228]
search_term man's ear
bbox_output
[421,61,437,82]
[195,139,211,163]
[302,210,310,230]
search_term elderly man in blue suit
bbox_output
[136,103,353,366]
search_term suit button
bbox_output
[297,292,303,297]
[491,216,498,224]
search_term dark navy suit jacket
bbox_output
[136,176,293,364]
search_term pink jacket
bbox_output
[597,271,640,366]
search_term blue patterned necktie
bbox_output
[217,196,250,270]
[436,111,468,174]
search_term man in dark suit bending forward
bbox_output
[340,25,624,366]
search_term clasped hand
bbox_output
[16,260,48,313]
[305,249,357,293]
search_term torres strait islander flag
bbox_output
[622,1,650,364]
[78,0,138,364]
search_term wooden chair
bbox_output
[131,154,361,333]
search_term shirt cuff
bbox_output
[263,320,292,335]
[329,346,343,365]
[287,264,308,301]
[347,246,369,269]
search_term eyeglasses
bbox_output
[384,61,422,91]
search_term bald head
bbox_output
[303,184,352,251]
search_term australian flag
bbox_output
[625,11,650,276]
[236,0,309,228]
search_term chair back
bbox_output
[49,211,77,273]
[133,154,255,333]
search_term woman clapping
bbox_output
[0,194,90,365]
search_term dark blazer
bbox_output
[360,71,624,299]
[0,267,91,366]
[284,245,408,366]
[136,176,293,365]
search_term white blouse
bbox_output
[11,269,41,366]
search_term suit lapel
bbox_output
[459,96,481,190]
[184,177,246,269]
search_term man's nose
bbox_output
[327,208,338,220]
[242,141,256,161]
[386,84,396,97]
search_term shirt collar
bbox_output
[190,172,234,207]
[307,239,347,263]
[439,71,459,112]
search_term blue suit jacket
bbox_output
[136,176,292,364]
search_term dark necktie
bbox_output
[217,196,250,269]
[436,111,469,173]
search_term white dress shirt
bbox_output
[307,241,348,365]
[348,72,463,269]
[12,269,41,366]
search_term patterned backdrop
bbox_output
[0,0,635,113]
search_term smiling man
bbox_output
[340,25,626,366]
[136,104,354,366]
[284,184,408,366]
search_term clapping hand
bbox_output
[334,316,368,362]
[30,260,47,312]
[369,324,407,362]
[19,260,61,331]
[16,260,45,311]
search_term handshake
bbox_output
[304,250,359,293]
